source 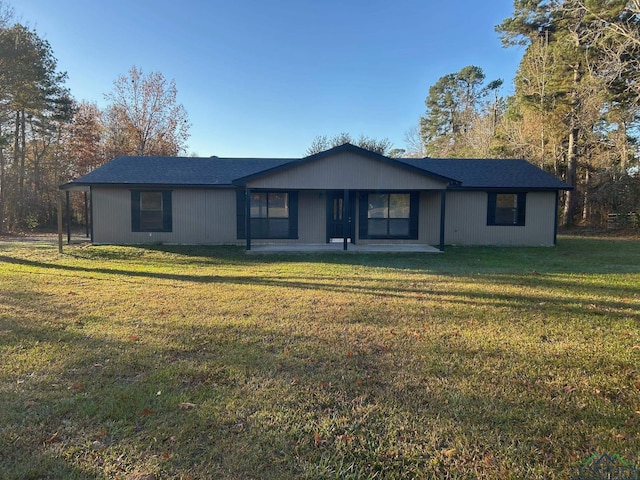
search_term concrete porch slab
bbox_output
[246,244,442,254]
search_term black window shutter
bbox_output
[288,191,298,239]
[517,193,527,226]
[409,192,419,239]
[359,193,369,239]
[487,193,497,225]
[162,191,173,232]
[236,190,246,239]
[131,190,141,232]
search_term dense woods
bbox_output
[0,3,190,233]
[420,0,640,227]
[1,0,639,232]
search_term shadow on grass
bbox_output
[1,271,638,479]
[0,288,146,479]
[159,321,638,478]
[54,235,640,270]
[2,251,639,328]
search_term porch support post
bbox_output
[439,190,446,252]
[57,192,63,253]
[84,191,90,238]
[342,189,349,251]
[245,188,252,251]
[553,191,559,245]
[66,190,71,245]
[89,188,94,243]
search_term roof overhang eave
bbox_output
[59,182,90,192]
[446,185,573,191]
[60,182,236,190]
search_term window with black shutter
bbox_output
[487,192,526,226]
[236,190,298,239]
[131,190,172,232]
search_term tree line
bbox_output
[417,0,640,227]
[0,2,189,233]
[1,1,639,232]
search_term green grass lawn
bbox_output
[0,236,639,479]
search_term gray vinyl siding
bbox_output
[92,188,131,244]
[92,188,326,245]
[91,187,558,247]
[297,191,325,243]
[422,191,443,246]
[245,151,448,190]
[92,187,238,245]
[444,191,557,246]
[204,189,237,243]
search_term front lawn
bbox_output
[0,237,639,479]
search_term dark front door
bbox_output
[327,191,355,243]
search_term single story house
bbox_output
[60,143,571,250]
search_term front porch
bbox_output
[246,243,442,254]
[242,188,448,252]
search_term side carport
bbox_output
[57,183,91,252]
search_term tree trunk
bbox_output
[19,109,26,197]
[563,125,579,226]
[562,65,582,227]
[13,109,19,167]
[10,109,20,230]
[620,121,628,174]
[0,121,4,234]
[582,169,590,224]
[17,109,27,227]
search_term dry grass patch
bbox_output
[0,237,639,479]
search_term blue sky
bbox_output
[17,0,523,158]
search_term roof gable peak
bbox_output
[304,142,389,161]
[233,143,457,186]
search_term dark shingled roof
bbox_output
[66,156,294,187]
[398,158,570,190]
[62,147,570,191]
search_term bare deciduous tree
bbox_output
[66,101,105,176]
[306,132,393,156]
[104,66,190,157]
[567,0,640,102]
[403,124,426,158]
[0,0,13,28]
